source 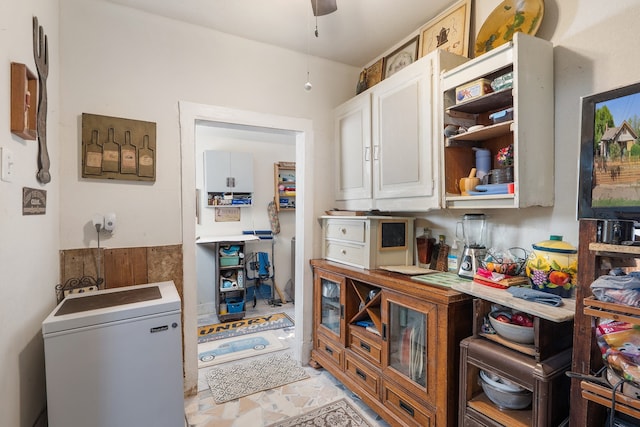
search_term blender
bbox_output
[457,213,487,278]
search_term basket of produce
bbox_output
[478,247,527,276]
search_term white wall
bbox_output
[0,1,60,426]
[58,0,353,251]
[194,124,296,311]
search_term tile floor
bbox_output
[184,297,389,426]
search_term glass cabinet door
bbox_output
[383,292,436,403]
[389,303,426,386]
[314,270,345,343]
[320,277,342,335]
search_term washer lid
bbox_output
[42,281,181,335]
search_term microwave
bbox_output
[321,216,414,269]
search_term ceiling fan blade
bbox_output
[311,0,337,16]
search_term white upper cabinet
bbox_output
[334,95,372,203]
[441,32,554,209]
[204,150,253,207]
[334,50,467,212]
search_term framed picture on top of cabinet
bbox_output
[365,57,384,90]
[418,0,471,58]
[382,36,419,79]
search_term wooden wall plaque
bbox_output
[81,113,156,182]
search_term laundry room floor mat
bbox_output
[198,312,293,343]
[206,352,309,404]
[197,330,287,369]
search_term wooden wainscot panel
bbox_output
[147,245,183,297]
[60,248,104,285]
[60,244,182,293]
[104,247,148,288]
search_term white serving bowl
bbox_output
[479,371,532,410]
[480,370,525,393]
[488,312,535,344]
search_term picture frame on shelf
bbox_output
[418,0,471,58]
[365,57,384,90]
[383,36,419,79]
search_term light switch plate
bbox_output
[1,147,14,182]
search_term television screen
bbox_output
[578,81,640,220]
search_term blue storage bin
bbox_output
[227,299,244,313]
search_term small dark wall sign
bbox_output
[23,187,46,215]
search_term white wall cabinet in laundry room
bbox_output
[333,49,467,212]
[204,150,253,207]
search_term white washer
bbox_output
[42,281,184,427]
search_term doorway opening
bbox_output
[178,102,314,394]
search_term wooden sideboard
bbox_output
[310,259,473,426]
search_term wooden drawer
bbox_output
[382,380,433,427]
[324,219,366,243]
[349,328,381,366]
[324,241,366,267]
[316,334,343,369]
[345,352,380,398]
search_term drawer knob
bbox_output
[341,249,347,255]
[340,228,347,234]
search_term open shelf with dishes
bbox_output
[440,32,554,210]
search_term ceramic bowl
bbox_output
[488,312,534,344]
[479,371,532,410]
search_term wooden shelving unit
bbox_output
[10,62,37,140]
[571,219,640,426]
[274,161,295,211]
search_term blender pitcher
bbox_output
[457,213,487,278]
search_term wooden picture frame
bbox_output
[365,57,385,90]
[383,36,419,79]
[418,0,471,58]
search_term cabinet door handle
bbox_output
[364,146,371,162]
[324,345,334,355]
[355,368,367,381]
[340,304,344,319]
[373,145,380,160]
[360,342,371,353]
[399,400,415,418]
[382,323,387,341]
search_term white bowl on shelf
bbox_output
[488,312,535,344]
[479,371,532,410]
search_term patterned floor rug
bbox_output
[197,330,288,369]
[198,312,294,343]
[266,398,373,427]
[206,352,309,404]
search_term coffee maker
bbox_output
[457,213,487,278]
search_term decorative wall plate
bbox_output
[474,0,544,57]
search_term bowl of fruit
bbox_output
[488,310,534,344]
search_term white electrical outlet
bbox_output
[1,147,15,182]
